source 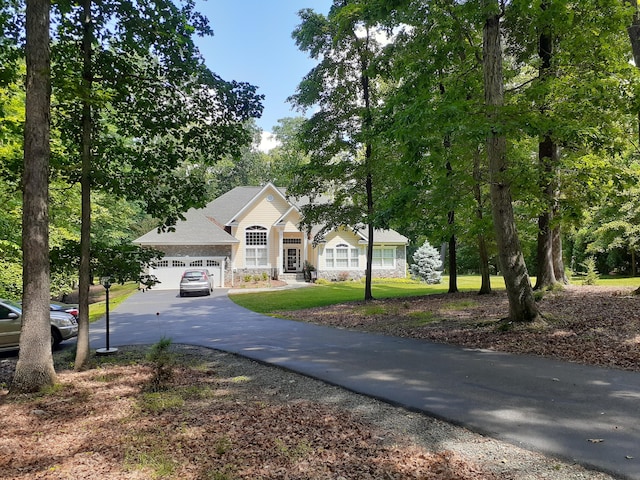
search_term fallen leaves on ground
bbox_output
[280,285,640,371]
[0,351,495,480]
[1,284,634,479]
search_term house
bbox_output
[133,183,408,289]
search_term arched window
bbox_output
[246,226,268,267]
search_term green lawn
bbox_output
[89,282,140,322]
[229,276,502,314]
[229,274,639,314]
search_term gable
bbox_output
[275,206,303,233]
[234,184,295,230]
[323,229,362,248]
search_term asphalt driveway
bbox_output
[89,289,640,479]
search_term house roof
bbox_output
[133,183,408,246]
[134,209,239,246]
[359,228,408,245]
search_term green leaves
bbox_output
[50,0,263,229]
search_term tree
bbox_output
[0,79,24,299]
[11,0,57,393]
[410,240,442,284]
[577,163,640,276]
[532,0,561,290]
[483,0,540,322]
[266,117,310,186]
[289,2,386,301]
[48,0,262,369]
[374,0,493,296]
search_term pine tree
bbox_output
[410,241,442,284]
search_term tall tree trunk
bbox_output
[359,32,374,302]
[483,2,540,322]
[448,211,458,293]
[445,155,458,293]
[11,0,56,393]
[552,223,568,283]
[365,170,374,301]
[627,0,640,294]
[534,139,557,289]
[534,1,559,290]
[473,149,492,295]
[75,0,93,370]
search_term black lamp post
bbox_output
[96,276,118,355]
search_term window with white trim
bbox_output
[246,226,268,267]
[372,247,395,268]
[155,260,169,268]
[325,244,359,269]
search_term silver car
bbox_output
[179,269,213,297]
[0,298,79,351]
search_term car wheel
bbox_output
[179,292,185,297]
[51,328,62,349]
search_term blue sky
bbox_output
[193,1,332,135]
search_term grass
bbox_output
[230,274,639,314]
[89,282,139,322]
[229,275,500,314]
[573,274,640,288]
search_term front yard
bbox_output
[231,278,640,371]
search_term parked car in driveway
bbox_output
[179,269,213,297]
[0,299,79,351]
[50,301,79,319]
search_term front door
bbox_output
[286,248,299,272]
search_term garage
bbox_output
[148,257,225,290]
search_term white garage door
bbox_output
[149,257,224,290]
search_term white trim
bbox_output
[225,182,288,226]
[245,225,269,268]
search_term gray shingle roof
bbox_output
[133,209,238,246]
[134,183,408,246]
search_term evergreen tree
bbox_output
[410,240,442,284]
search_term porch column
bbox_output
[278,228,284,277]
[302,233,307,272]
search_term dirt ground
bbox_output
[0,284,636,479]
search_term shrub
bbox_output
[410,240,442,284]
[243,274,252,283]
[337,271,349,282]
[146,337,175,392]
[581,257,599,285]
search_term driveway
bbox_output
[89,289,640,480]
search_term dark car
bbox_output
[179,269,214,297]
[50,301,79,319]
[0,299,79,351]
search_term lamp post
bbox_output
[96,276,118,355]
